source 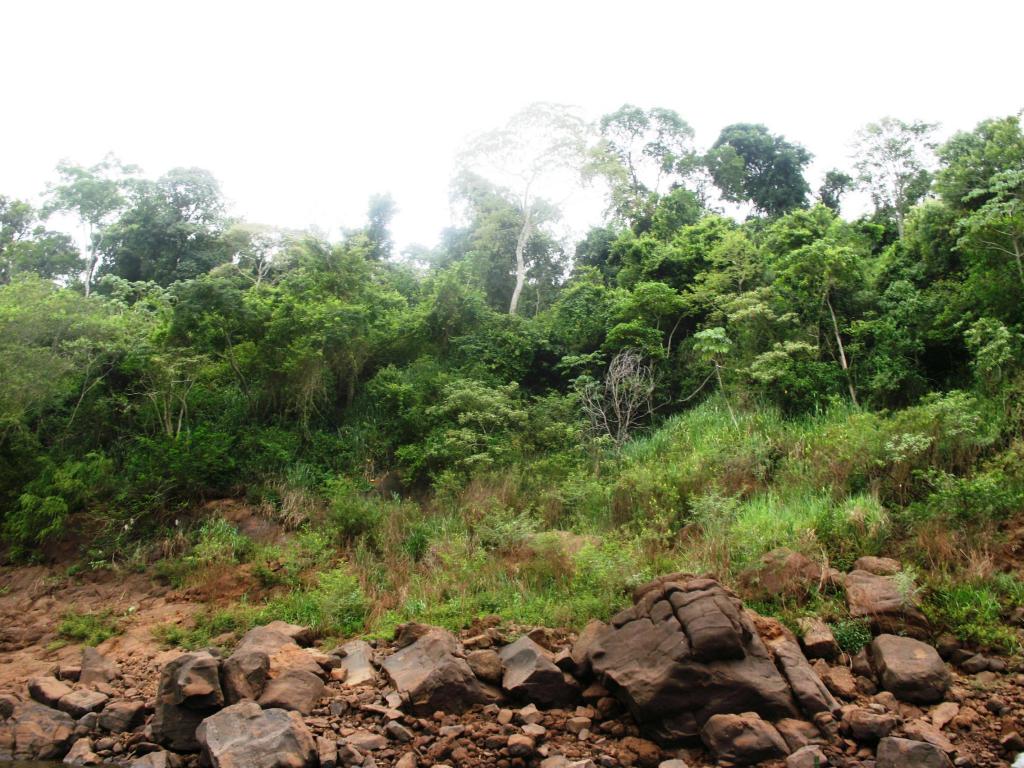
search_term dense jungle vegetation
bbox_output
[3,106,1024,649]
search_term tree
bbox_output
[44,155,136,295]
[578,349,655,447]
[0,196,82,285]
[692,327,738,426]
[936,115,1024,212]
[458,103,586,314]
[586,105,699,229]
[99,168,230,286]
[706,123,812,216]
[854,117,937,237]
[818,169,853,214]
[958,169,1024,291]
[365,193,397,261]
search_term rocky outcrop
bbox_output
[2,700,75,760]
[222,623,326,705]
[197,700,317,768]
[584,574,800,741]
[382,628,487,714]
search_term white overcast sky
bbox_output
[3,0,1022,252]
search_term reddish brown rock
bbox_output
[700,712,790,766]
[871,635,951,704]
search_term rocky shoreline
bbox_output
[2,565,1023,767]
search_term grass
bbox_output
[57,609,120,647]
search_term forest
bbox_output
[2,105,1024,649]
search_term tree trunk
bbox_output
[509,205,532,315]
[84,225,97,297]
[826,293,859,406]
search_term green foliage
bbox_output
[924,579,1021,653]
[830,619,873,654]
[58,610,120,647]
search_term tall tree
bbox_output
[706,123,812,217]
[586,105,699,229]
[365,193,397,261]
[458,103,586,315]
[854,117,938,237]
[0,196,82,285]
[44,155,136,295]
[817,169,853,214]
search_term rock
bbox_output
[129,751,183,768]
[841,706,899,741]
[700,713,790,766]
[63,736,100,764]
[787,745,829,768]
[797,618,838,660]
[820,664,858,700]
[394,622,435,648]
[852,556,902,575]
[904,718,956,752]
[738,548,823,600]
[507,733,535,757]
[336,639,377,687]
[79,648,120,687]
[257,669,325,714]
[99,700,145,732]
[385,720,414,742]
[394,754,417,768]
[346,729,387,751]
[260,620,313,646]
[658,761,690,768]
[197,700,317,768]
[774,718,824,751]
[8,701,75,760]
[588,575,798,742]
[845,570,928,637]
[500,635,580,709]
[221,648,269,704]
[467,649,503,685]
[317,735,338,768]
[222,624,324,704]
[567,620,606,679]
[930,702,959,730]
[960,653,989,674]
[758,620,840,718]
[29,677,73,708]
[57,690,108,719]
[152,651,224,752]
[871,635,951,704]
[381,628,486,715]
[876,736,953,768]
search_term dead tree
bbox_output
[579,349,655,447]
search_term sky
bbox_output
[3,0,1022,252]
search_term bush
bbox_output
[924,579,1021,653]
[58,610,119,646]
[325,476,383,541]
[830,619,872,654]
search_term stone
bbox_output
[197,701,317,768]
[507,733,535,757]
[337,639,378,687]
[29,677,73,708]
[845,570,929,637]
[467,649,503,685]
[129,751,184,768]
[852,556,902,575]
[903,719,955,752]
[385,720,414,742]
[871,635,951,704]
[57,690,108,719]
[876,736,953,768]
[99,699,146,732]
[930,702,959,730]
[700,713,790,766]
[774,718,824,751]
[8,701,75,760]
[346,729,387,751]
[738,547,823,600]
[499,635,580,709]
[787,745,829,768]
[588,575,798,742]
[222,624,324,704]
[317,736,338,768]
[567,620,606,679]
[381,628,486,715]
[758,620,840,719]
[395,754,417,768]
[394,622,435,648]
[257,669,325,714]
[960,653,989,674]
[820,664,858,700]
[152,651,224,752]
[63,736,100,765]
[841,706,899,741]
[79,648,120,687]
[797,618,838,659]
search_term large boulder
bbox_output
[57,690,108,718]
[28,677,73,708]
[871,635,951,704]
[382,628,487,715]
[197,700,317,768]
[756,618,840,719]
[700,712,790,766]
[4,701,75,760]
[99,699,146,732]
[738,548,823,601]
[845,570,928,638]
[79,647,120,687]
[336,639,377,687]
[257,670,325,714]
[876,736,953,768]
[586,574,799,742]
[152,651,224,752]
[222,624,323,705]
[499,635,580,709]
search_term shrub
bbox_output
[325,476,383,541]
[830,619,872,654]
[58,610,119,646]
